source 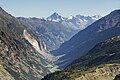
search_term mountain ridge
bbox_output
[0,7,56,80]
[47,12,101,30]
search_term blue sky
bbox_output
[0,0,120,18]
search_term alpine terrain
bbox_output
[17,12,101,51]
[43,35,120,80]
[0,2,119,80]
[52,9,120,70]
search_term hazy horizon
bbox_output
[0,0,120,18]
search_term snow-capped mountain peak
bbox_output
[47,12,65,22]
[47,12,102,30]
[68,15,74,19]
[92,15,102,20]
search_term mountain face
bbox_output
[42,36,120,80]
[52,9,120,70]
[0,7,56,80]
[17,17,76,51]
[47,12,101,30]
[66,36,120,70]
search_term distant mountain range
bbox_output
[47,12,101,30]
[51,9,120,70]
[17,13,101,51]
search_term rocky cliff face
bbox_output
[23,29,54,60]
[0,7,56,80]
[0,65,15,80]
